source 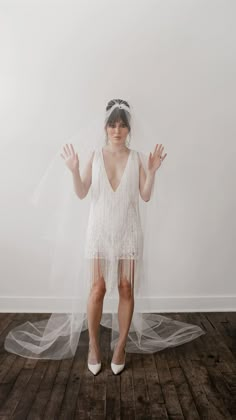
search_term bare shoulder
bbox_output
[81,149,96,171]
[80,149,95,171]
[136,150,141,166]
[135,150,144,169]
[88,150,95,165]
[80,150,96,197]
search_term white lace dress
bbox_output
[84,147,143,296]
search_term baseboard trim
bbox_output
[0,295,235,313]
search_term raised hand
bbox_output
[148,144,167,175]
[60,144,79,173]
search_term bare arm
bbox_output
[138,145,167,202]
[61,144,95,199]
[72,151,95,199]
[138,153,155,202]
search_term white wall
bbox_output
[1,0,235,312]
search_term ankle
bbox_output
[115,341,126,351]
[89,339,100,349]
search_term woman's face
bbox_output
[105,119,129,146]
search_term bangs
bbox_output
[106,108,130,128]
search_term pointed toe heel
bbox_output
[111,361,125,375]
[111,349,126,375]
[88,361,102,375]
[87,343,102,375]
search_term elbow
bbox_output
[141,195,150,202]
[140,189,150,202]
[76,191,86,200]
[76,186,88,200]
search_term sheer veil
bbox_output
[4,99,205,359]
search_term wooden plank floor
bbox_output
[0,312,235,419]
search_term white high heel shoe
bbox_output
[87,345,102,375]
[111,346,126,375]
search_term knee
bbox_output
[118,277,133,299]
[90,277,106,302]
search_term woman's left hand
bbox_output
[147,144,167,175]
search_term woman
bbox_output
[4,98,205,374]
[61,99,167,374]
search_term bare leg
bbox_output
[87,258,106,363]
[112,259,135,364]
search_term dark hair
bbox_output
[105,99,131,133]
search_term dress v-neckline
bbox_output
[101,148,132,193]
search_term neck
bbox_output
[105,142,128,153]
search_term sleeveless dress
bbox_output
[84,147,144,296]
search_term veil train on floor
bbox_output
[4,102,206,359]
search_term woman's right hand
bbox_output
[60,144,79,173]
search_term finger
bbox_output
[159,153,166,163]
[155,144,162,155]
[65,144,71,155]
[60,153,65,160]
[69,143,75,156]
[153,144,159,154]
[162,153,167,161]
[63,145,69,157]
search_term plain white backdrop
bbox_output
[0,0,235,312]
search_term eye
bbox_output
[109,123,126,128]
